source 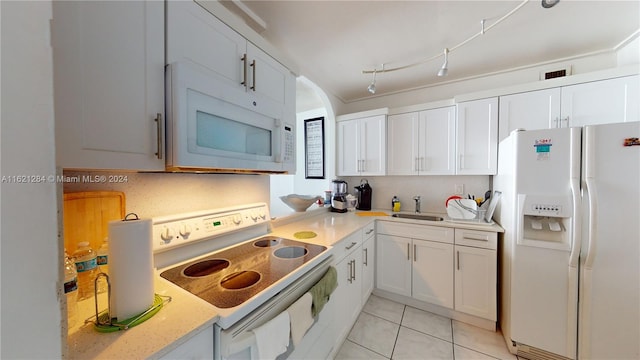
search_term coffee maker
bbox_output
[354,179,372,210]
[331,180,348,213]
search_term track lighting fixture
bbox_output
[437,48,449,77]
[367,69,377,94]
[362,0,530,93]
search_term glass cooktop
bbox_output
[160,236,327,308]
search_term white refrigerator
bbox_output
[494,122,639,360]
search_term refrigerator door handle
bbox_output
[584,178,598,269]
[568,178,581,269]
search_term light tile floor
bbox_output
[335,295,518,360]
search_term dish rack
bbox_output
[446,191,501,224]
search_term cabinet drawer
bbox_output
[362,221,376,240]
[454,229,497,250]
[377,221,453,244]
[331,230,362,263]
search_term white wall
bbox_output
[0,1,64,358]
[271,76,338,218]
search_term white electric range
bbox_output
[152,203,332,359]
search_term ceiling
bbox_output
[223,1,639,106]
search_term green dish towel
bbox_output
[309,266,338,317]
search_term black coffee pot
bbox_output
[354,179,372,210]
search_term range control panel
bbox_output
[152,203,269,253]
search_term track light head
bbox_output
[367,68,378,94]
[437,48,449,77]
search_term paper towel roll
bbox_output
[108,216,154,320]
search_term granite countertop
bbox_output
[270,208,503,245]
[66,207,503,358]
[66,276,218,359]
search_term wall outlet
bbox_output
[454,184,464,195]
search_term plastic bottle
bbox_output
[96,238,109,293]
[73,241,99,300]
[63,250,79,327]
[392,196,401,212]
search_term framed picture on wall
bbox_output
[304,117,325,179]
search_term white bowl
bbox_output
[280,194,322,212]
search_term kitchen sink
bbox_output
[391,214,444,221]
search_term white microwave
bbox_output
[166,61,295,173]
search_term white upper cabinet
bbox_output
[167,1,295,119]
[387,107,456,175]
[167,1,245,89]
[337,114,386,176]
[560,75,639,127]
[456,98,498,175]
[53,1,165,170]
[499,75,639,141]
[498,88,561,142]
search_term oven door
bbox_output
[167,61,294,172]
[215,257,332,360]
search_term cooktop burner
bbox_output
[160,236,326,308]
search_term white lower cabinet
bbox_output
[376,221,454,307]
[376,221,498,322]
[413,239,454,308]
[159,326,214,360]
[329,231,363,348]
[361,222,376,301]
[454,229,497,321]
[376,234,412,297]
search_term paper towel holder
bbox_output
[123,213,139,221]
[90,272,171,332]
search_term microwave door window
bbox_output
[196,111,272,157]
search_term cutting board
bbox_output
[63,191,125,253]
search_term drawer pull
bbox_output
[463,235,489,242]
[345,242,357,250]
[365,229,374,235]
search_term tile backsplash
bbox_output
[63,171,270,218]
[340,175,490,214]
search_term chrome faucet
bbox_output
[413,196,421,213]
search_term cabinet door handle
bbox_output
[562,116,569,127]
[407,243,410,260]
[347,260,353,283]
[553,117,560,128]
[345,241,357,250]
[250,60,256,91]
[240,54,248,89]
[457,251,460,270]
[414,244,417,262]
[363,248,368,266]
[352,259,356,280]
[155,113,163,159]
[459,154,465,170]
[415,157,419,172]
